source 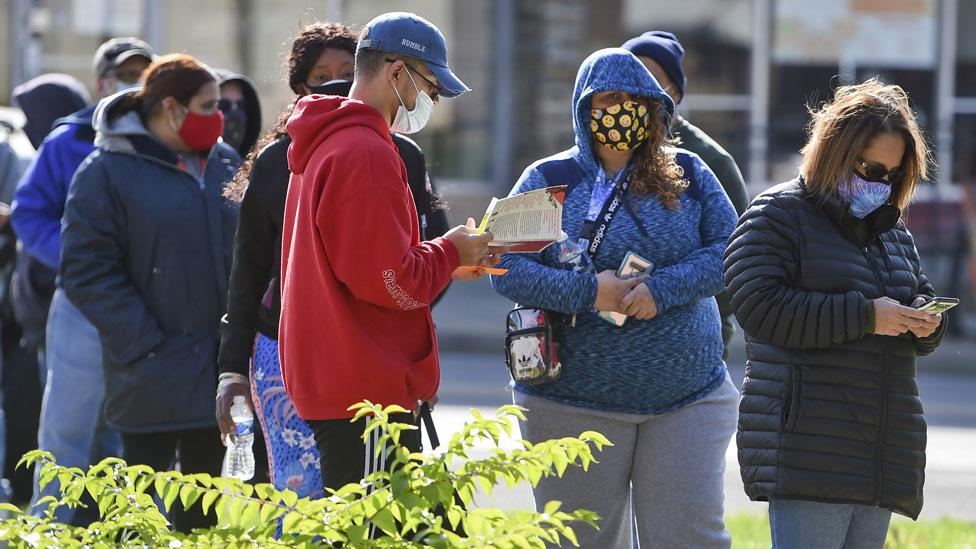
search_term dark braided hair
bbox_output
[223,23,357,201]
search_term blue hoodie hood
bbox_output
[571,48,674,176]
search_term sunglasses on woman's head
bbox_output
[856,159,904,185]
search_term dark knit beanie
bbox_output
[621,31,686,99]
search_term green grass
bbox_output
[727,513,772,548]
[727,513,976,548]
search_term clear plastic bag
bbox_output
[505,307,562,385]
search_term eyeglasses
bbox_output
[106,68,145,84]
[385,58,439,100]
[856,159,905,186]
[217,98,246,112]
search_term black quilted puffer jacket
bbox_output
[724,178,946,519]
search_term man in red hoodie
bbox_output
[280,12,497,492]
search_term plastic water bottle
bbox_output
[221,395,255,480]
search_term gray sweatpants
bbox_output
[515,373,739,549]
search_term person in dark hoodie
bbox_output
[10,73,91,347]
[61,54,239,533]
[11,38,154,523]
[209,69,269,487]
[215,21,451,499]
[622,31,749,359]
[280,12,497,495]
[725,79,944,548]
[12,74,91,152]
[215,70,262,158]
[490,48,738,547]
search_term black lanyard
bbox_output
[581,176,631,258]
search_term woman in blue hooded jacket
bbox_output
[492,49,738,548]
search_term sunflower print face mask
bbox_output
[590,100,651,151]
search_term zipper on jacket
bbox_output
[118,146,224,188]
[862,244,890,505]
[782,365,801,432]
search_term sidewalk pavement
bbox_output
[434,405,976,521]
[433,346,976,521]
[428,404,976,521]
[433,276,976,375]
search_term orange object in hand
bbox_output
[456,265,509,276]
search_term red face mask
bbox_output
[177,109,224,152]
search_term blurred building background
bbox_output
[3,0,975,331]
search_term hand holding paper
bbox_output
[477,186,567,253]
[444,217,495,267]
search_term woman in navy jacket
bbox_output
[61,54,239,532]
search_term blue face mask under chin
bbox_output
[837,172,892,218]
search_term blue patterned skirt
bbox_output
[250,334,323,498]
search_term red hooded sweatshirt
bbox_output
[279,96,459,420]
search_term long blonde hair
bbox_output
[800,78,931,211]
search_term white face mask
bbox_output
[114,80,140,94]
[391,69,433,134]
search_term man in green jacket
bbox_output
[623,31,749,357]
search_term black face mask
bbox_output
[221,108,247,152]
[308,79,352,96]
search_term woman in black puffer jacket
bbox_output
[724,79,947,548]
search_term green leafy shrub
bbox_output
[0,403,608,548]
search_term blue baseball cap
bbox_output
[357,12,470,98]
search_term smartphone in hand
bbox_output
[617,251,654,280]
[915,297,959,314]
[600,252,654,327]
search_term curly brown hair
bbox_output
[624,99,688,210]
[223,22,358,201]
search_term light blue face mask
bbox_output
[837,172,892,218]
[113,80,140,94]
